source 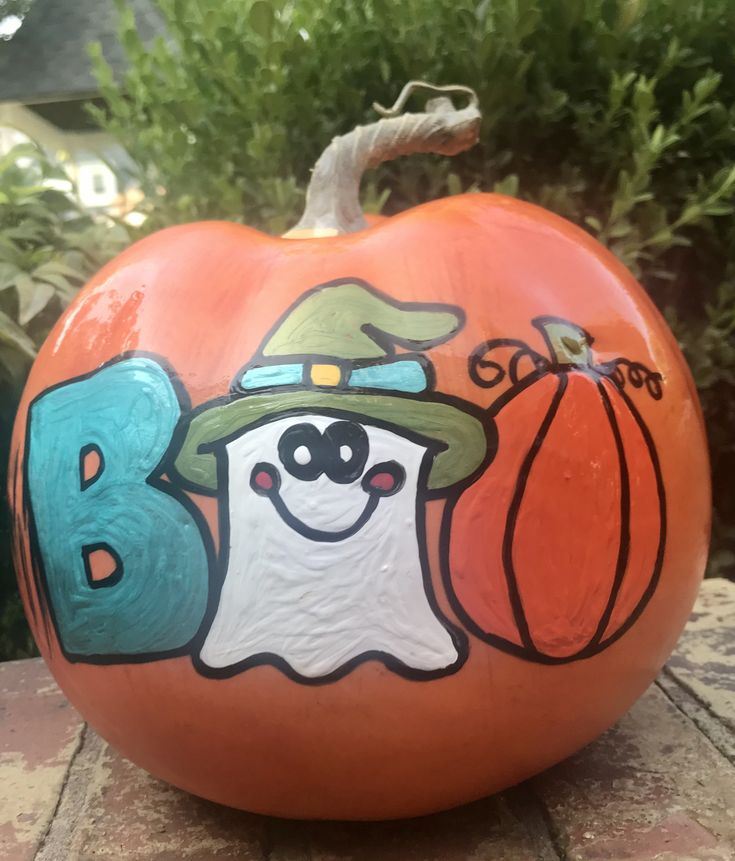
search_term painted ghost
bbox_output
[198,413,461,680]
[174,279,493,683]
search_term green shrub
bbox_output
[0,145,129,660]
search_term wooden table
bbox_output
[2,579,733,861]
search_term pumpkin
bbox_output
[8,82,710,819]
[449,317,666,660]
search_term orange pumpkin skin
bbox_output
[9,194,709,819]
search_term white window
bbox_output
[91,171,106,195]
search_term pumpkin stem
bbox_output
[284,81,481,238]
[534,317,595,366]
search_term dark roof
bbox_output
[0,0,164,104]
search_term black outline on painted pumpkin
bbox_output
[79,443,105,491]
[82,542,124,590]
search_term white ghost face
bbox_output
[197,412,462,680]
[247,415,408,540]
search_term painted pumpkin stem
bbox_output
[535,317,664,399]
[534,317,594,367]
[285,81,481,238]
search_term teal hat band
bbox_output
[240,358,428,394]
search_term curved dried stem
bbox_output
[285,81,481,237]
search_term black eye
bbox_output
[278,423,326,481]
[324,421,369,483]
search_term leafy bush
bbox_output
[89,0,735,578]
[0,145,129,659]
[0,145,129,383]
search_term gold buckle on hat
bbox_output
[309,364,342,387]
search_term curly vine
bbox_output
[598,358,664,401]
[469,339,550,389]
[469,333,664,402]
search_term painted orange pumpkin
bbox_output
[449,318,666,660]
[8,84,710,819]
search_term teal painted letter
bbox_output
[26,357,209,657]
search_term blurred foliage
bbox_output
[0,145,129,660]
[0,0,33,38]
[0,144,129,386]
[0,0,32,19]
[88,0,735,579]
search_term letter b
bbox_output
[26,357,209,659]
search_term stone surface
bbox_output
[533,684,735,860]
[663,577,735,754]
[263,789,560,861]
[0,579,733,860]
[34,730,266,861]
[0,659,83,861]
[33,735,560,860]
[528,578,735,861]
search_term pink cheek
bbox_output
[368,472,396,493]
[253,470,274,491]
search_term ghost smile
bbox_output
[250,460,405,543]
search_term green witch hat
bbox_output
[173,281,490,492]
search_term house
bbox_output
[0,0,163,213]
